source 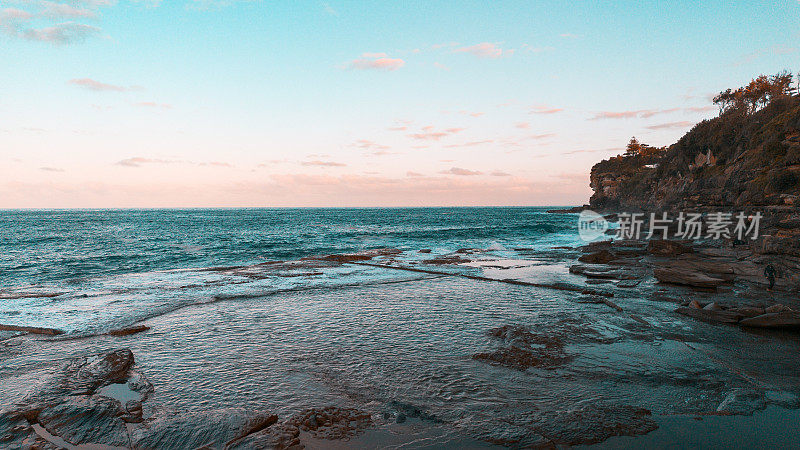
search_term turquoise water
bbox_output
[0,207,582,334]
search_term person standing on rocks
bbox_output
[764,264,777,291]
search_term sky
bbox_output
[1,0,799,208]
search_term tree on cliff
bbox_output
[625,137,642,156]
[624,137,664,158]
[713,71,796,115]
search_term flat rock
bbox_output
[765,304,792,313]
[728,306,765,319]
[739,311,800,328]
[570,264,638,280]
[654,267,725,289]
[675,307,743,324]
[703,302,723,311]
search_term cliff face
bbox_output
[589,96,800,212]
[587,95,800,268]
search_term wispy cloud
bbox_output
[526,133,556,140]
[116,156,235,167]
[530,105,563,114]
[491,171,511,177]
[39,166,65,172]
[589,108,678,120]
[353,139,390,150]
[684,106,716,113]
[0,1,111,45]
[23,22,100,44]
[734,45,797,66]
[454,42,512,59]
[444,140,493,148]
[116,157,178,167]
[322,2,337,16]
[645,121,694,130]
[440,167,482,176]
[69,78,142,92]
[301,160,347,167]
[348,53,405,71]
[408,126,464,141]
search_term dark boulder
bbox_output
[578,250,617,264]
[646,240,693,257]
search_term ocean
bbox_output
[0,207,581,335]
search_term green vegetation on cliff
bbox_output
[590,72,800,210]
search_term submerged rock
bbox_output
[132,408,278,449]
[425,255,471,265]
[543,403,657,446]
[37,396,130,447]
[108,325,150,336]
[473,325,572,370]
[0,324,63,335]
[284,407,373,441]
[717,389,768,415]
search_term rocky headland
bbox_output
[569,73,800,329]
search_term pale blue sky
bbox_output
[1,0,799,207]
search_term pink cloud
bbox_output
[22,22,100,44]
[684,106,716,113]
[349,53,405,71]
[69,78,141,92]
[589,108,678,120]
[116,157,177,167]
[440,167,482,176]
[526,133,556,140]
[455,42,510,58]
[301,160,347,167]
[515,122,530,129]
[491,171,511,177]
[42,3,96,19]
[407,126,464,141]
[645,121,694,130]
[353,139,390,150]
[530,105,563,114]
[444,140,493,148]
